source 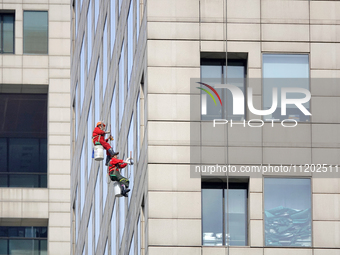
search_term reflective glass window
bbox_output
[23,11,48,54]
[264,178,311,247]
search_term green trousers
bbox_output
[110,170,129,188]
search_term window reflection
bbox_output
[264,178,311,247]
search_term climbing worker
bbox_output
[108,152,133,197]
[92,121,117,165]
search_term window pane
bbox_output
[39,240,47,255]
[200,65,223,121]
[9,138,39,173]
[119,43,124,129]
[119,198,125,246]
[3,14,14,53]
[23,11,48,54]
[202,188,223,246]
[9,174,40,188]
[88,208,93,255]
[127,1,133,87]
[39,139,47,173]
[33,240,39,255]
[40,174,47,188]
[263,54,310,122]
[225,189,247,246]
[103,19,108,98]
[9,239,33,255]
[264,178,311,247]
[127,115,134,205]
[0,240,7,255]
[225,65,245,121]
[200,61,246,121]
[0,138,7,172]
[110,0,115,56]
[95,170,100,249]
[111,205,117,255]
[0,175,8,187]
[87,2,92,71]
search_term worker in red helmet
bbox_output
[92,121,117,165]
[108,152,133,197]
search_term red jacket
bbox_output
[92,127,109,145]
[108,157,127,173]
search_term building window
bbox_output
[127,114,134,205]
[94,168,100,250]
[87,1,92,71]
[264,178,311,247]
[0,91,47,188]
[200,54,247,121]
[202,180,248,246]
[127,0,133,87]
[119,195,125,246]
[119,42,125,130]
[0,227,47,254]
[23,11,48,54]
[0,12,15,54]
[80,35,85,111]
[80,139,85,216]
[136,0,140,41]
[262,54,310,122]
[103,17,108,98]
[94,59,100,122]
[111,204,117,255]
[110,0,116,57]
[88,206,93,255]
[129,233,135,255]
[87,100,93,180]
[94,0,99,31]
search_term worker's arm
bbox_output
[110,158,125,165]
[119,163,128,168]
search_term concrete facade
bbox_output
[0,0,71,255]
[71,0,340,255]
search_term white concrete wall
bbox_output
[0,0,71,254]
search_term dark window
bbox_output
[0,227,47,255]
[202,180,248,246]
[0,12,15,54]
[200,53,247,121]
[0,92,47,188]
[264,178,311,247]
[23,11,48,54]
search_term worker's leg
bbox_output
[113,170,129,188]
[110,170,130,196]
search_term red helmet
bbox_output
[96,121,106,127]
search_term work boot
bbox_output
[121,185,130,197]
[106,148,118,166]
[107,148,116,156]
[105,156,110,166]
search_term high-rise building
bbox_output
[71,0,340,255]
[0,0,71,254]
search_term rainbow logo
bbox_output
[196,82,223,106]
